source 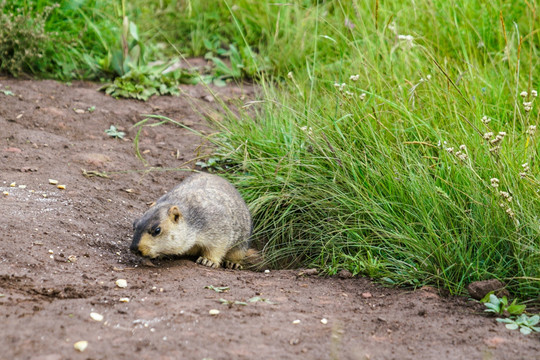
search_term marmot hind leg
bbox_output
[223,248,247,269]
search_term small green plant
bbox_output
[0,3,55,76]
[219,298,247,306]
[105,125,125,139]
[481,293,538,335]
[204,285,229,293]
[99,66,204,100]
[481,293,526,316]
[497,315,540,335]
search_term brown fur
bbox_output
[131,173,254,269]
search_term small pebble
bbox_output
[321,318,328,324]
[264,269,270,273]
[119,297,130,303]
[2,191,8,196]
[115,279,127,288]
[9,182,16,187]
[209,309,220,315]
[49,179,59,185]
[292,319,301,324]
[73,340,88,352]
[90,312,104,322]
[18,185,26,189]
[57,184,66,190]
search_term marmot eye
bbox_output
[151,227,161,237]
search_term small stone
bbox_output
[115,279,127,288]
[119,297,130,303]
[484,336,507,348]
[73,341,88,352]
[4,147,22,153]
[90,312,103,322]
[292,319,301,324]
[9,182,16,187]
[264,269,270,273]
[18,185,26,189]
[466,279,508,300]
[2,191,8,196]
[289,338,300,345]
[57,185,66,190]
[338,269,353,279]
[74,108,85,114]
[321,318,328,324]
[48,179,59,185]
[361,292,372,298]
[209,309,220,315]
[297,268,318,276]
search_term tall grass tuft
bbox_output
[205,0,539,298]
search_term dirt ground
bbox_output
[0,77,538,360]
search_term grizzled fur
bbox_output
[130,173,252,269]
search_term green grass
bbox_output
[194,0,539,298]
[0,0,123,79]
[2,0,539,299]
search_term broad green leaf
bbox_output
[505,323,519,330]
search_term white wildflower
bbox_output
[300,126,313,136]
[483,132,494,140]
[499,191,512,202]
[426,74,432,80]
[445,147,454,154]
[397,34,415,48]
[520,91,528,98]
[505,207,515,218]
[490,178,499,188]
[459,144,467,151]
[527,125,536,136]
[481,116,491,125]
[455,151,468,161]
[349,74,360,81]
[287,72,293,79]
[532,89,538,97]
[359,93,367,101]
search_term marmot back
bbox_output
[130,172,252,269]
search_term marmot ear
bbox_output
[168,206,183,223]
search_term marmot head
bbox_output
[130,204,192,258]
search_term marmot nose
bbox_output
[130,244,142,256]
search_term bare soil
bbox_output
[0,78,538,360]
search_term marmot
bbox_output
[130,172,252,269]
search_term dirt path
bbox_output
[0,78,538,360]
